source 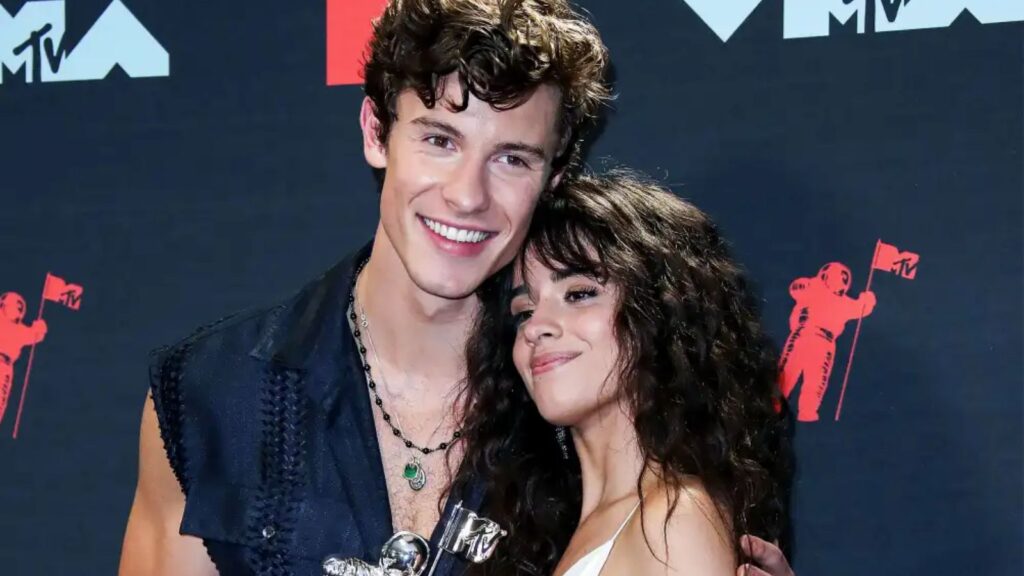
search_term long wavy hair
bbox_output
[451,170,792,575]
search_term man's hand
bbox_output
[737,535,794,576]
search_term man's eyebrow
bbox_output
[410,117,463,139]
[411,118,547,160]
[510,284,529,299]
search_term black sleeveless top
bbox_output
[149,246,484,576]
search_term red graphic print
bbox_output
[42,273,84,310]
[4,273,83,439]
[0,293,47,426]
[777,262,877,422]
[327,0,388,86]
[778,240,920,423]
[872,240,919,280]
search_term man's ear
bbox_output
[360,97,388,169]
[547,167,567,191]
[546,129,573,191]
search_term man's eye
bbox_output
[497,154,529,169]
[426,135,454,149]
[565,288,598,303]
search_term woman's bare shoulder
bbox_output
[606,479,736,576]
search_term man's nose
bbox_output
[442,161,490,214]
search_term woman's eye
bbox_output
[565,287,599,303]
[511,309,533,328]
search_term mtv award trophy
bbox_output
[322,502,507,576]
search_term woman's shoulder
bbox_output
[607,479,736,575]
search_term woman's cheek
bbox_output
[512,337,532,388]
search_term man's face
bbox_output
[361,75,565,300]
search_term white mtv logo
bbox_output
[785,0,1024,38]
[681,0,1024,42]
[0,0,168,84]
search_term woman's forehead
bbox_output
[512,251,548,287]
[512,250,607,291]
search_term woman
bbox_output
[452,170,792,575]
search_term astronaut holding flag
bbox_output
[0,292,47,425]
[778,240,919,422]
[3,272,83,437]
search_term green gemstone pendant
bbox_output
[402,462,417,479]
[403,457,426,491]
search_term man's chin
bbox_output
[404,251,507,300]
[410,272,489,302]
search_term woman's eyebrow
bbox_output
[509,267,594,300]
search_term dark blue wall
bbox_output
[1,1,1020,574]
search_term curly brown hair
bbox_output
[452,170,793,575]
[362,0,611,172]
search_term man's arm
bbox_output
[737,535,795,576]
[118,394,219,576]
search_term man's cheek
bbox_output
[513,194,542,231]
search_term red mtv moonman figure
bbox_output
[778,263,876,422]
[0,292,47,425]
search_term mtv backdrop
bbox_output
[1,0,1020,574]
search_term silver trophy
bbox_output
[322,502,507,576]
[436,503,507,565]
[323,532,430,576]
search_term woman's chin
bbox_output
[534,402,583,428]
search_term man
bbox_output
[119,1,794,575]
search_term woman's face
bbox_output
[509,251,622,427]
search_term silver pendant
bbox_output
[403,456,427,491]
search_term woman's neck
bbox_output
[571,400,647,521]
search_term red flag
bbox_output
[872,241,919,280]
[42,273,84,310]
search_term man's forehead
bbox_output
[395,81,562,144]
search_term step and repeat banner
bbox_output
[1,1,1021,574]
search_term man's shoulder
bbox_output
[150,249,364,368]
[149,299,283,370]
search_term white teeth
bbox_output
[423,217,490,243]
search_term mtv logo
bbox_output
[680,0,764,42]
[0,0,169,84]
[784,0,866,38]
[784,0,1024,38]
[873,0,1024,33]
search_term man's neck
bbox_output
[356,231,478,388]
